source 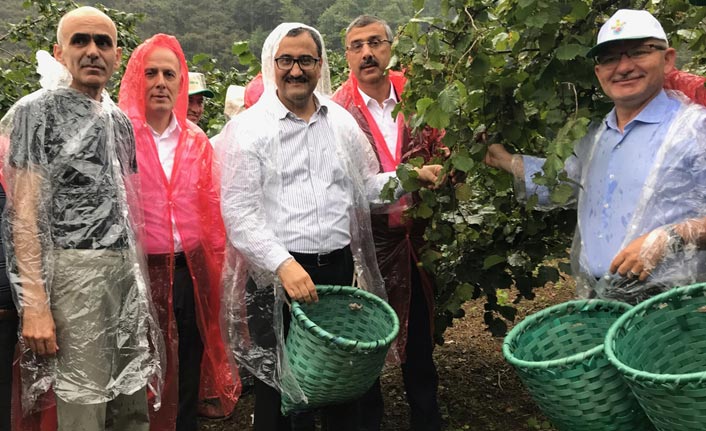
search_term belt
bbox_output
[289,245,349,267]
[148,251,188,268]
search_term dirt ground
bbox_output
[200,279,574,431]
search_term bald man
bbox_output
[0,7,161,431]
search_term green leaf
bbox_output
[451,154,474,172]
[550,183,575,205]
[454,183,473,201]
[483,255,505,269]
[555,44,586,60]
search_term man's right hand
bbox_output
[22,307,58,356]
[277,258,319,304]
[483,143,514,173]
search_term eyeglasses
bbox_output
[274,55,320,71]
[346,38,391,53]
[594,44,667,66]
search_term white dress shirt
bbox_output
[221,91,400,272]
[149,114,183,252]
[358,84,399,157]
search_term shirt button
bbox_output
[609,174,615,180]
[604,203,610,209]
[598,234,603,239]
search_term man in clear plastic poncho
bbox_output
[219,23,441,430]
[484,9,706,304]
[331,15,446,431]
[118,34,239,431]
[0,6,164,431]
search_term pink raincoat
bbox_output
[664,69,706,106]
[118,34,239,429]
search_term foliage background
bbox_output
[1,0,706,340]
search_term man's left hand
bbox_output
[610,230,669,282]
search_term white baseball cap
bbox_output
[587,9,668,57]
[188,72,214,98]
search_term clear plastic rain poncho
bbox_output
[118,34,239,428]
[511,90,706,304]
[0,53,164,413]
[218,23,389,407]
[332,70,445,360]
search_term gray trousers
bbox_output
[51,249,150,431]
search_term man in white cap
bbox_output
[219,22,442,431]
[187,71,214,124]
[484,9,706,303]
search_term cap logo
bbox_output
[611,19,625,34]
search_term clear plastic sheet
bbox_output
[0,86,164,412]
[118,33,239,427]
[219,23,389,406]
[513,91,706,303]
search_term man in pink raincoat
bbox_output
[118,34,239,431]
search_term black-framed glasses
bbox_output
[274,55,320,71]
[346,38,391,53]
[594,44,667,66]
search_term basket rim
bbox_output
[290,285,400,352]
[605,282,706,383]
[503,299,632,369]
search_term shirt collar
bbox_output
[605,90,673,130]
[148,113,181,138]
[357,82,397,108]
[269,90,328,120]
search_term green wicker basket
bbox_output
[281,285,399,414]
[605,282,706,430]
[503,300,654,431]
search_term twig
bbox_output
[560,82,579,120]
[464,7,479,32]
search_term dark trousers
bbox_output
[0,311,18,431]
[401,266,441,431]
[355,262,440,431]
[173,261,204,431]
[249,246,382,431]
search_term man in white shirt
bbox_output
[220,22,441,431]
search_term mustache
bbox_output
[80,58,105,69]
[612,73,643,82]
[360,57,379,68]
[285,75,308,83]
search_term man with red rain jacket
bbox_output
[118,34,239,431]
[332,15,445,431]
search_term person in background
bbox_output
[187,72,214,125]
[119,34,238,431]
[0,182,15,431]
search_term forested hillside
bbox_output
[0,0,440,67]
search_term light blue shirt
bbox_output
[523,90,684,277]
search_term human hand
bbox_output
[610,230,670,282]
[277,258,318,303]
[22,306,58,356]
[414,164,443,188]
[483,144,514,173]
